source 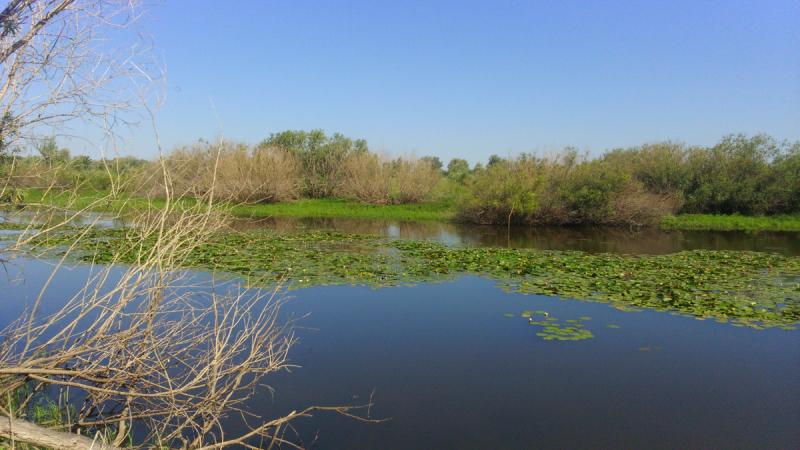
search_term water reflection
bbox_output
[1,211,125,228]
[228,216,800,255]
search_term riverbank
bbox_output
[12,189,800,231]
[660,213,800,232]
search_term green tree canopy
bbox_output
[262,130,368,198]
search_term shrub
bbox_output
[337,151,392,204]
[391,155,443,204]
[457,149,681,227]
[457,156,542,225]
[142,141,303,203]
[337,152,442,205]
[262,130,368,198]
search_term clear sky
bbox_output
[109,0,799,165]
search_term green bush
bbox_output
[262,130,368,198]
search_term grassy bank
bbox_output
[660,214,800,232]
[230,197,455,221]
[17,189,456,222]
[12,189,800,231]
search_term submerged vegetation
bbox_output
[13,226,800,330]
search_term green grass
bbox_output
[230,197,456,222]
[16,190,456,222]
[20,189,203,215]
[661,214,800,232]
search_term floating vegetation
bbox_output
[530,317,595,341]
[13,226,800,330]
[606,325,621,329]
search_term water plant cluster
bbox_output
[14,226,800,330]
[520,313,596,341]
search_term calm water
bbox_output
[2,256,798,449]
[4,211,799,255]
[229,216,800,256]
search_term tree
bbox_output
[262,130,368,198]
[36,136,70,166]
[0,0,159,160]
[446,158,470,184]
[487,154,504,168]
[419,156,443,172]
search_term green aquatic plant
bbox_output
[11,226,800,330]
[528,316,595,341]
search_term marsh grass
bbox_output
[11,188,800,231]
[661,213,800,231]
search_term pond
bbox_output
[1,217,799,449]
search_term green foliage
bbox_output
[0,186,25,204]
[420,156,444,171]
[487,154,505,168]
[550,159,632,222]
[37,137,71,166]
[458,158,542,225]
[604,133,800,215]
[262,129,368,198]
[460,133,800,226]
[602,140,693,196]
[458,150,677,226]
[446,158,471,184]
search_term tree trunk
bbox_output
[0,416,120,450]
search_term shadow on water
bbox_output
[228,216,800,255]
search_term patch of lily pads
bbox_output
[528,315,595,341]
[12,226,800,330]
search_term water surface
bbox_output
[229,216,800,255]
[2,259,797,449]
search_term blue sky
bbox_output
[112,0,798,165]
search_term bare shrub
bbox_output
[608,185,682,227]
[215,144,303,203]
[1,154,379,450]
[337,151,392,204]
[139,141,303,204]
[338,152,443,205]
[392,154,443,204]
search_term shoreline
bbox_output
[11,189,800,232]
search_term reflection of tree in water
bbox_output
[227,217,464,241]
[226,218,800,256]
